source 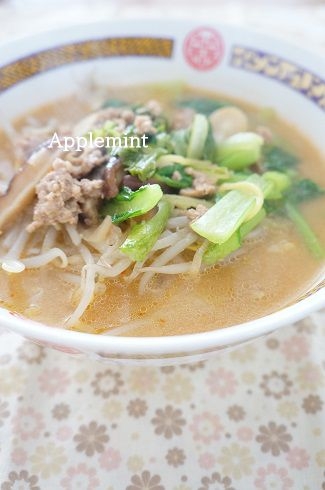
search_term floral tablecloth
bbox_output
[0,314,325,489]
[1,1,325,489]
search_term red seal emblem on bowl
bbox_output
[183,27,224,70]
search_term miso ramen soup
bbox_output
[0,84,324,336]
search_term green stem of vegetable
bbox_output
[163,194,214,210]
[285,202,325,259]
[187,114,209,159]
[203,208,266,265]
[262,171,291,199]
[217,132,264,170]
[203,122,217,161]
[191,192,254,244]
[120,200,171,262]
[101,184,163,224]
[191,174,269,244]
[158,155,213,167]
[170,129,189,157]
[157,154,231,181]
[239,208,266,239]
[203,231,241,266]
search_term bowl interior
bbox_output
[0,19,324,361]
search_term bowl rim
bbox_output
[0,18,324,356]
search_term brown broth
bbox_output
[0,85,324,336]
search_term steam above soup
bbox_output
[0,84,324,336]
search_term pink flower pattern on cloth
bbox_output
[0,313,325,489]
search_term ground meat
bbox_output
[180,168,216,198]
[79,198,100,226]
[145,100,162,117]
[79,179,104,226]
[93,107,135,132]
[102,157,124,199]
[79,178,103,197]
[120,109,135,124]
[57,147,108,178]
[134,115,157,135]
[75,105,158,136]
[185,204,209,222]
[73,107,136,136]
[27,165,104,232]
[27,168,81,231]
[172,108,195,130]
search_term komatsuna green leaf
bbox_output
[262,145,299,171]
[100,184,163,223]
[286,178,324,204]
[119,146,166,182]
[177,98,229,116]
[155,164,193,189]
[101,98,128,109]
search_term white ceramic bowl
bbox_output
[0,20,324,364]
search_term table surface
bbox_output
[0,2,325,489]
